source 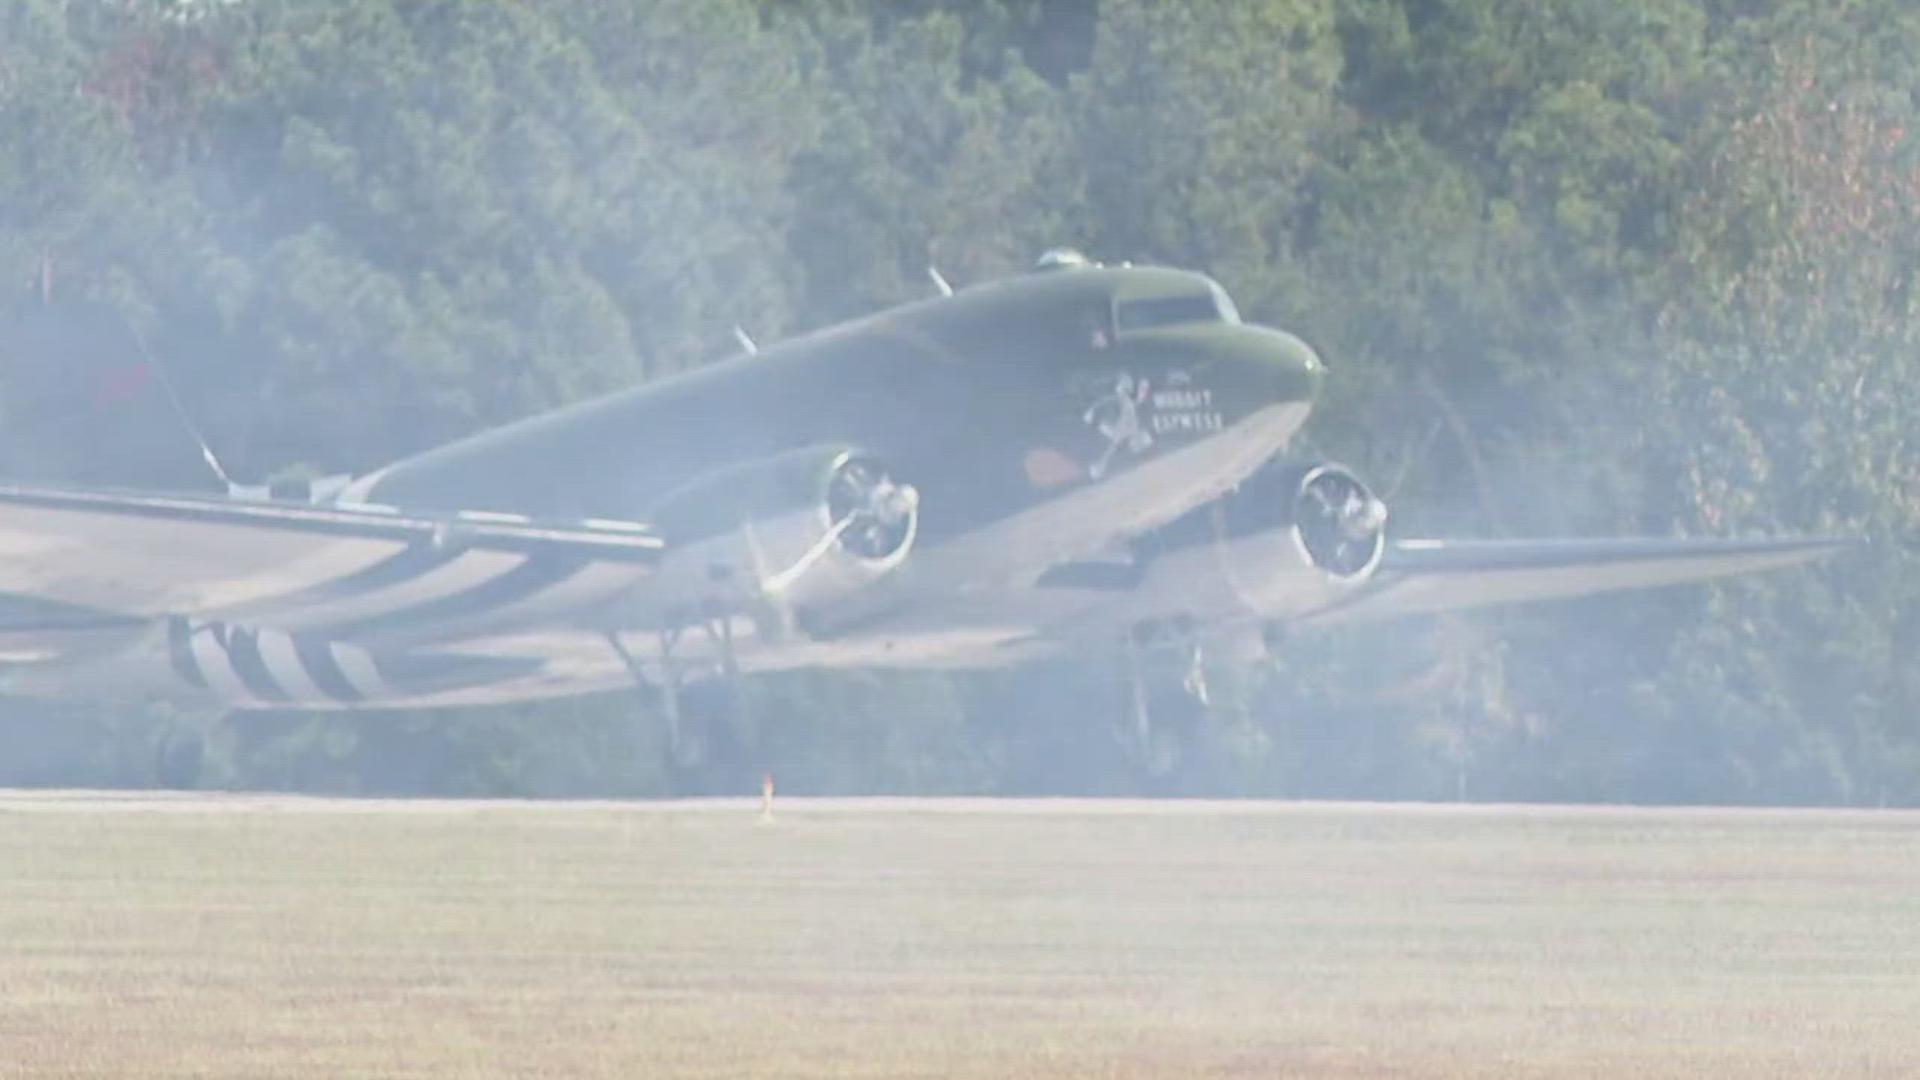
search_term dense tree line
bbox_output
[0,0,1912,802]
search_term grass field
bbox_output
[1,794,1917,1078]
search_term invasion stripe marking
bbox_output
[188,626,244,702]
[294,636,363,703]
[214,543,461,621]
[329,642,390,700]
[224,627,290,703]
[316,553,595,641]
[269,549,525,631]
[257,630,330,705]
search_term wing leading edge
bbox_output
[0,484,661,622]
[1297,535,1849,626]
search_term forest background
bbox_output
[0,0,1914,803]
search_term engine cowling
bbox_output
[1130,460,1388,620]
[636,445,918,624]
[1275,462,1389,581]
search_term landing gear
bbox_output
[1182,640,1212,708]
[1116,620,1212,778]
[153,726,204,789]
[1112,616,1275,784]
[605,614,752,792]
[607,627,697,768]
[152,708,223,789]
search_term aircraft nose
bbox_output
[1236,325,1324,408]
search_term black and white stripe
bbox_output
[165,615,544,706]
[198,528,652,646]
[305,550,596,642]
[159,533,647,704]
[166,618,370,704]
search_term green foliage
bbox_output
[783,7,1080,321]
[1073,0,1342,302]
[0,0,1912,803]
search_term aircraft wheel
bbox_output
[667,714,708,771]
[661,681,751,795]
[1118,678,1207,783]
[154,726,205,789]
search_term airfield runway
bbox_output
[1,793,1916,1078]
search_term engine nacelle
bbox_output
[1131,461,1387,620]
[635,445,918,625]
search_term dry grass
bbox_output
[0,795,1917,1078]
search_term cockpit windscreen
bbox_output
[1115,284,1241,332]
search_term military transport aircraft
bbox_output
[0,249,1838,755]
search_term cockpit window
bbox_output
[1115,288,1240,332]
[1209,281,1242,324]
[1115,294,1217,331]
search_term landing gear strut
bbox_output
[152,707,223,789]
[154,725,205,789]
[607,627,694,766]
[606,612,751,784]
[1116,619,1212,777]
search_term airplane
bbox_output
[0,248,1841,777]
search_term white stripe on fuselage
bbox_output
[190,537,403,613]
[443,559,648,636]
[249,549,529,633]
[256,629,327,703]
[329,641,390,700]
[188,626,253,702]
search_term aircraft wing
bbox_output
[0,484,661,632]
[1296,535,1848,626]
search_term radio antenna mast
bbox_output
[118,313,239,491]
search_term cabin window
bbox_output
[1115,293,1230,332]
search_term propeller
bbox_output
[756,456,918,597]
[826,457,918,560]
[1294,465,1387,579]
